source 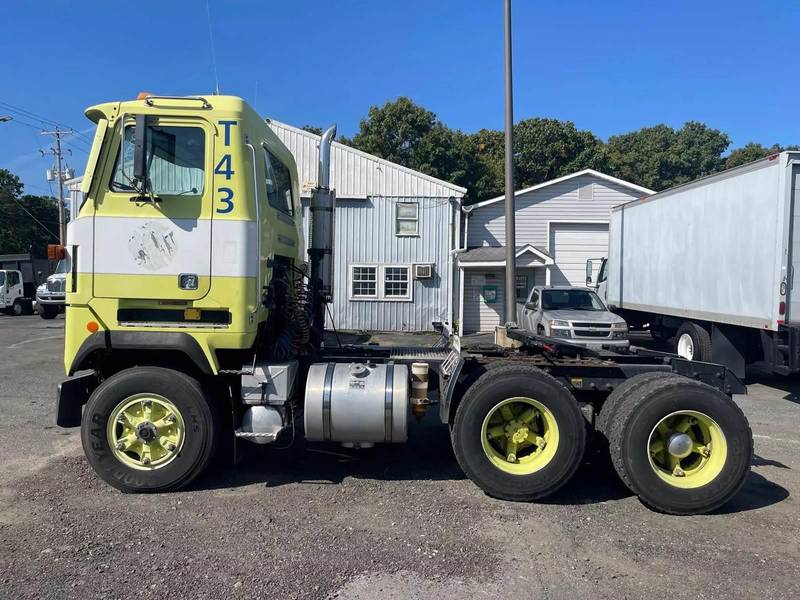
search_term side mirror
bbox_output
[525,302,537,310]
[133,114,148,189]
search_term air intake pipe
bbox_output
[308,125,337,343]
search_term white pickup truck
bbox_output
[516,285,630,350]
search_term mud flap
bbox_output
[56,373,99,427]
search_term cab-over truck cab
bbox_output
[64,94,303,379]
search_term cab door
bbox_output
[92,115,214,300]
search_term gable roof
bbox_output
[268,120,467,200]
[465,169,655,211]
[458,244,554,265]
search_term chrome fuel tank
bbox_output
[304,362,409,444]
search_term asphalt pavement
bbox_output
[1,314,798,599]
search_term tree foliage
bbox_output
[0,168,60,257]
[724,142,800,169]
[343,97,795,203]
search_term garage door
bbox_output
[549,222,609,286]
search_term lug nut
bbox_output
[507,453,517,463]
[167,443,177,452]
[115,441,125,450]
[673,466,685,477]
[166,414,177,423]
[142,457,151,465]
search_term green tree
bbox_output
[725,142,800,169]
[606,122,731,191]
[301,125,323,136]
[0,168,60,257]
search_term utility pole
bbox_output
[41,128,73,245]
[503,0,517,327]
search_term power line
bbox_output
[7,195,60,241]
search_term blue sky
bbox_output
[1,0,798,196]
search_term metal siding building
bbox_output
[459,170,653,334]
[269,121,466,332]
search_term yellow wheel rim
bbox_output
[647,410,727,489]
[481,397,559,475]
[107,394,186,471]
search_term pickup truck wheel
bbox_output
[39,304,58,319]
[595,371,676,438]
[609,376,752,515]
[675,322,712,361]
[81,367,220,493]
[451,364,585,501]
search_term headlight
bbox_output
[612,331,627,339]
[549,320,570,328]
[612,322,628,330]
[552,329,571,338]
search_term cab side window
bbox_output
[263,148,293,215]
[7,271,20,286]
[530,290,539,308]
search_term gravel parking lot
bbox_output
[1,314,799,599]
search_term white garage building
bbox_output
[458,169,653,334]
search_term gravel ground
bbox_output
[1,315,799,599]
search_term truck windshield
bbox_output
[54,258,71,274]
[0,272,5,287]
[542,289,605,311]
[110,124,205,196]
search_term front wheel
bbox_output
[451,363,586,501]
[81,367,220,492]
[39,304,58,319]
[11,300,24,316]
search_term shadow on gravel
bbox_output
[712,470,790,514]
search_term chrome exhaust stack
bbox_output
[308,125,337,343]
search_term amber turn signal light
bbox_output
[48,244,65,261]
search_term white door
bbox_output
[462,270,504,333]
[549,223,609,286]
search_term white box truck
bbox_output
[590,151,800,377]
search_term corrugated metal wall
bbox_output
[303,196,455,331]
[269,120,467,199]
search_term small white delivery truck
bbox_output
[589,151,800,377]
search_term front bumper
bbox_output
[570,338,631,351]
[36,293,65,305]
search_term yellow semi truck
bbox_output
[56,94,753,514]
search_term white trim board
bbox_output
[465,169,655,211]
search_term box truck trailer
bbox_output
[589,151,800,377]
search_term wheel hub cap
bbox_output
[107,394,186,471]
[647,410,728,489]
[667,433,693,458]
[481,397,560,476]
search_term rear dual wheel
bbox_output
[608,376,752,514]
[451,364,585,501]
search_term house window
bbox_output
[515,274,528,299]
[384,266,410,299]
[351,266,377,298]
[350,265,413,301]
[396,202,419,236]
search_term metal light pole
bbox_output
[503,0,517,327]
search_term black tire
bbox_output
[595,371,676,438]
[81,367,220,493]
[451,363,586,501]
[39,304,58,319]
[674,321,712,361]
[608,376,752,515]
[11,300,23,316]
